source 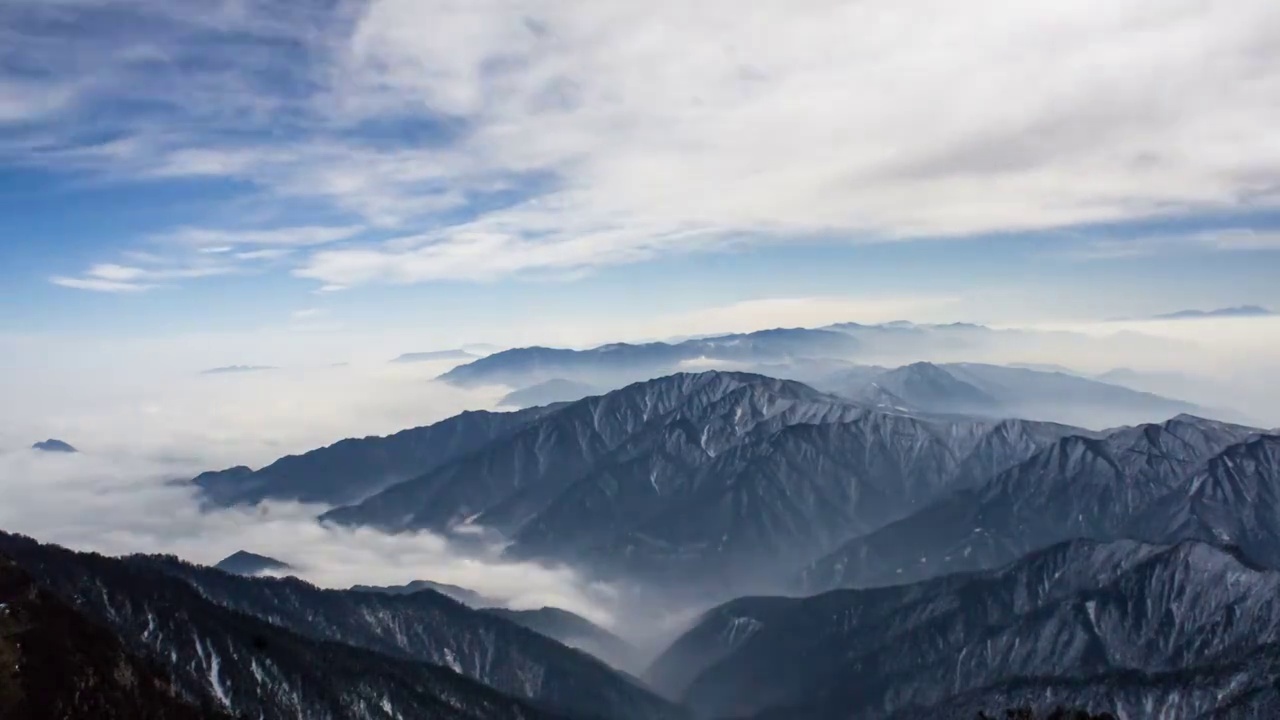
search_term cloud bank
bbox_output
[0,359,620,625]
[6,0,1278,290]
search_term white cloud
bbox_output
[1064,229,1280,260]
[49,260,237,293]
[0,359,619,622]
[159,225,366,248]
[639,295,963,339]
[49,275,154,293]
[9,0,1280,288]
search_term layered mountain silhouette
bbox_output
[0,531,684,720]
[484,607,642,673]
[800,416,1273,592]
[819,361,1202,428]
[651,539,1280,719]
[499,378,601,408]
[435,323,1185,401]
[350,578,488,606]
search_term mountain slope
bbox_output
[499,379,601,408]
[194,405,558,507]
[515,413,1078,588]
[141,552,684,720]
[0,533,577,720]
[800,416,1267,592]
[483,607,642,672]
[321,372,866,535]
[820,361,1202,428]
[322,372,1078,590]
[653,539,1280,720]
[0,554,230,720]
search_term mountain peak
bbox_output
[213,550,292,576]
[31,438,77,453]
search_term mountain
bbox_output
[842,361,1002,415]
[0,533,581,720]
[499,379,601,408]
[650,539,1280,720]
[0,531,685,720]
[213,550,291,576]
[30,438,76,453]
[392,349,476,362]
[0,553,231,720]
[349,578,488,606]
[437,322,1184,393]
[322,371,1080,592]
[437,328,863,389]
[199,365,276,375]
[483,607,642,673]
[194,405,559,507]
[819,362,1203,428]
[1152,305,1274,320]
[800,416,1269,593]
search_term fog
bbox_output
[0,359,621,628]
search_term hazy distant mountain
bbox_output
[483,606,642,672]
[498,378,600,408]
[437,327,863,389]
[1152,305,1274,320]
[0,553,230,720]
[391,349,476,362]
[652,539,1280,720]
[212,550,291,576]
[323,371,1080,591]
[800,416,1270,593]
[437,321,1185,393]
[199,365,276,375]
[0,532,686,720]
[350,578,487,606]
[193,405,560,507]
[30,438,77,453]
[819,361,1203,428]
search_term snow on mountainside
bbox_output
[653,539,1280,720]
[800,416,1273,593]
[319,371,1079,591]
[0,553,231,720]
[0,532,684,720]
[0,534,579,720]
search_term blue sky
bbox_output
[3,0,1280,357]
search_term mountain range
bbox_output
[800,416,1276,593]
[435,322,1187,406]
[815,361,1202,428]
[0,531,684,720]
[651,538,1280,719]
[315,372,1083,592]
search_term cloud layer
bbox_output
[0,359,619,625]
[7,0,1279,290]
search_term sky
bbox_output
[0,0,1279,369]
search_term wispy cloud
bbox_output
[1064,229,1280,261]
[157,225,366,249]
[9,0,1280,289]
[50,262,233,293]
